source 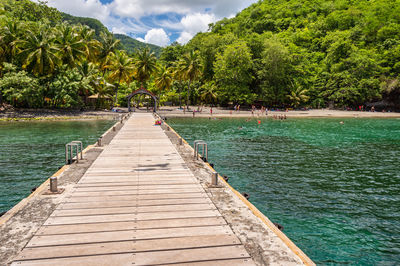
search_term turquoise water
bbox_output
[0,120,115,213]
[168,117,400,265]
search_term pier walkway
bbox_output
[12,113,255,265]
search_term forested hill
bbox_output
[113,34,162,57]
[61,14,162,56]
[186,0,400,109]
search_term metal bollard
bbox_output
[179,138,183,145]
[50,176,57,192]
[167,126,170,131]
[211,172,218,186]
[98,137,102,147]
[113,126,116,132]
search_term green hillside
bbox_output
[113,34,162,57]
[184,0,400,109]
[61,14,162,56]
[61,13,108,36]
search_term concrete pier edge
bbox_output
[158,113,315,266]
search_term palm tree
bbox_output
[200,81,218,106]
[55,23,86,67]
[171,62,185,108]
[287,87,309,108]
[176,50,203,109]
[155,65,172,98]
[134,47,157,89]
[0,19,22,63]
[77,25,100,62]
[97,32,120,75]
[106,50,134,106]
[77,60,99,104]
[18,24,59,76]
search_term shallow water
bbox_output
[168,117,400,265]
[0,120,115,213]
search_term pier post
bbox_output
[211,171,218,186]
[50,176,57,192]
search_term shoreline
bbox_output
[0,109,121,121]
[158,107,400,118]
[2,108,400,121]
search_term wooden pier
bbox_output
[12,113,255,265]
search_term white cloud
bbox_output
[108,0,256,19]
[46,0,110,22]
[144,28,170,47]
[177,32,193,44]
[176,13,216,44]
[181,13,215,35]
[40,0,258,45]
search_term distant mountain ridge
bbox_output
[61,13,162,56]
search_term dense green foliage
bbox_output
[0,0,162,109]
[160,0,400,109]
[1,0,400,110]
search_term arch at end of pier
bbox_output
[126,88,158,112]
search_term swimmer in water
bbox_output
[340,121,344,124]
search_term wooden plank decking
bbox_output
[12,113,255,266]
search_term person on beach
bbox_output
[193,110,195,118]
[210,107,213,116]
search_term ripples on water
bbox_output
[0,120,115,213]
[168,117,400,265]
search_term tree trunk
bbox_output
[186,80,191,110]
[178,83,182,109]
[113,81,120,108]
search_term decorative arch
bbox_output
[126,88,158,112]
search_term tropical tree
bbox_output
[214,40,253,104]
[18,25,59,76]
[0,63,41,107]
[106,50,134,106]
[155,65,172,98]
[77,25,100,62]
[176,50,203,108]
[55,23,86,67]
[97,32,120,75]
[0,19,22,63]
[134,47,157,89]
[200,81,218,105]
[77,60,99,103]
[257,39,295,106]
[171,62,185,108]
[287,87,309,108]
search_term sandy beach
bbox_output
[158,106,400,118]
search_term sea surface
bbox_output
[168,117,400,265]
[0,119,115,213]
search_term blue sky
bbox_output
[42,0,257,46]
